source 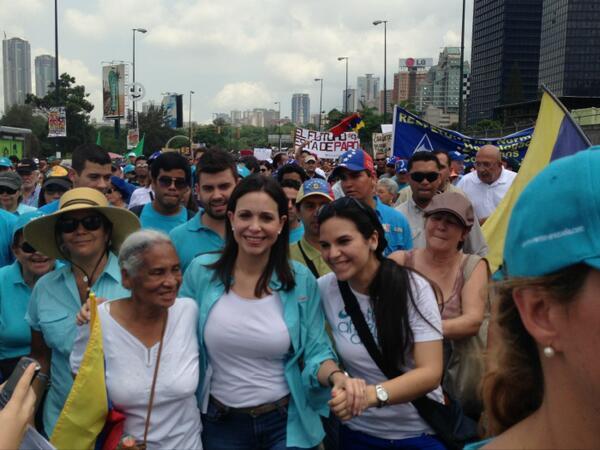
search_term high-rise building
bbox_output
[291,93,310,125]
[356,74,380,109]
[431,47,470,114]
[379,89,394,116]
[34,54,55,98]
[393,58,433,106]
[468,0,543,124]
[539,0,600,97]
[3,37,32,111]
[342,88,357,112]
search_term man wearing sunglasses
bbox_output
[329,149,412,256]
[396,151,488,256]
[134,152,193,234]
[457,145,517,225]
[374,151,387,178]
[39,144,112,214]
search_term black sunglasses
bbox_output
[0,186,18,195]
[20,242,37,254]
[45,186,68,195]
[410,172,439,183]
[157,176,187,189]
[56,214,104,234]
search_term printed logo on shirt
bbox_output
[337,307,377,345]
[381,223,391,232]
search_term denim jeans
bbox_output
[339,425,446,450]
[201,399,309,450]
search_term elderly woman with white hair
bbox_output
[71,229,202,450]
[375,177,399,206]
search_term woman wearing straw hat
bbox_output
[23,187,140,436]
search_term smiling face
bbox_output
[12,232,55,278]
[198,169,238,220]
[123,242,182,309]
[58,210,110,260]
[227,191,286,259]
[319,215,378,282]
[424,212,468,252]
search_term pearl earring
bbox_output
[543,346,555,358]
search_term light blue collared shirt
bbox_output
[180,254,337,448]
[0,210,16,268]
[169,211,224,272]
[25,252,129,435]
[374,196,413,256]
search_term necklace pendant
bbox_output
[83,275,89,283]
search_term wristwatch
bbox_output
[375,384,389,408]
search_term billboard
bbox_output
[161,94,183,129]
[48,107,67,137]
[398,58,433,70]
[0,137,24,160]
[102,64,126,119]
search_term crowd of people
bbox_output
[0,140,598,450]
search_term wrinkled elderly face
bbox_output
[475,147,503,184]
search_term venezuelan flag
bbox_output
[482,86,591,273]
[51,294,108,450]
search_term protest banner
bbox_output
[253,148,272,161]
[391,105,533,163]
[48,107,67,138]
[127,128,139,149]
[372,132,392,154]
[294,128,360,159]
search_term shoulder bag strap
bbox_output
[337,280,401,380]
[298,241,320,278]
[142,313,168,446]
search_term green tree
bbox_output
[26,73,95,156]
[0,104,48,155]
[137,105,180,155]
[94,124,128,154]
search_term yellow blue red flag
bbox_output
[482,86,591,273]
[51,293,108,450]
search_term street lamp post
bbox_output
[337,57,349,114]
[458,0,466,131]
[189,90,195,155]
[373,20,388,122]
[131,27,147,128]
[274,101,281,151]
[54,0,59,104]
[314,78,323,131]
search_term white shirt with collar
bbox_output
[457,168,517,220]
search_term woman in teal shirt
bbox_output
[23,187,140,436]
[180,175,366,449]
[0,212,56,381]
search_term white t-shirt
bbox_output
[71,298,202,450]
[318,271,444,440]
[457,168,517,220]
[128,186,154,208]
[204,290,291,407]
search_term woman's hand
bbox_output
[76,297,107,325]
[0,363,38,450]
[328,373,368,419]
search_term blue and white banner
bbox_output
[391,105,534,162]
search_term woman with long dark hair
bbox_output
[180,175,365,449]
[317,197,445,449]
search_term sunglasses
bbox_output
[410,172,439,183]
[20,242,37,254]
[45,186,68,195]
[374,158,386,162]
[56,214,104,234]
[157,176,187,189]
[0,186,18,195]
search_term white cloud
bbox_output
[64,8,108,39]
[264,53,325,86]
[212,82,272,111]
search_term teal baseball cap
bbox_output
[504,147,600,277]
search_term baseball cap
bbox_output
[0,157,12,168]
[330,149,375,179]
[126,151,137,158]
[12,211,45,241]
[386,156,397,167]
[16,158,38,174]
[504,147,600,277]
[304,154,317,163]
[449,151,466,162]
[395,159,408,174]
[0,171,22,190]
[296,178,334,204]
[424,191,474,228]
[123,164,136,175]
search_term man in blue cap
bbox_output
[329,148,412,255]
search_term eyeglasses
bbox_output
[45,186,68,195]
[374,158,386,162]
[157,176,187,189]
[56,214,104,234]
[0,186,18,195]
[20,242,37,254]
[410,172,439,183]
[474,161,495,169]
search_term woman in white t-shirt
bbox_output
[317,197,446,450]
[71,230,202,450]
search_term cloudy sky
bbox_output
[1,0,472,124]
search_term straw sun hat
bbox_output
[24,187,141,259]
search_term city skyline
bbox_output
[0,0,473,124]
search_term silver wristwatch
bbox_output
[375,384,389,408]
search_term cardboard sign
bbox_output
[294,128,360,159]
